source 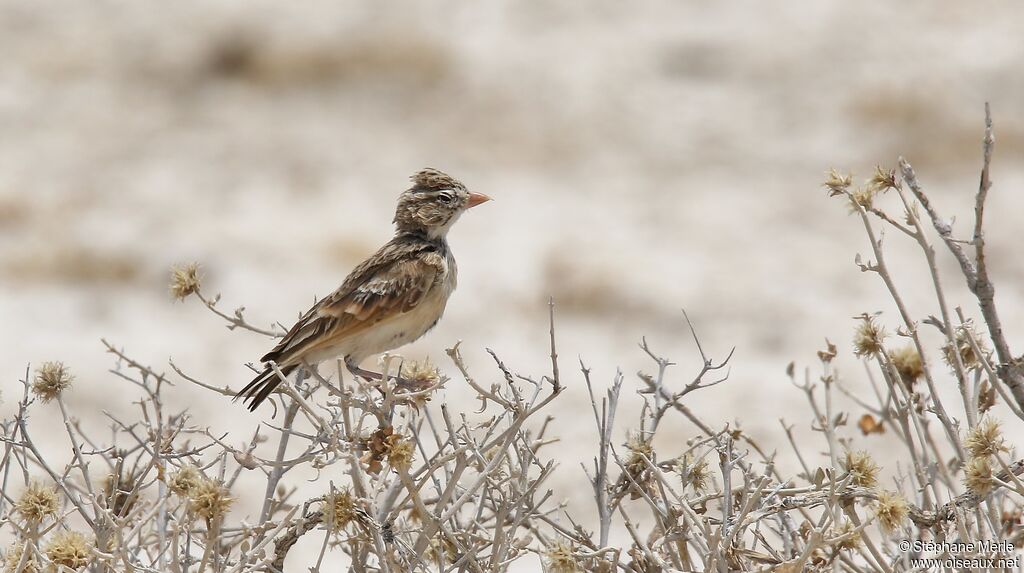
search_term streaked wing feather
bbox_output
[260,242,443,367]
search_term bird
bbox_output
[236,168,491,411]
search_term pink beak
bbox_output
[466,192,492,209]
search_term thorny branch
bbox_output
[897,104,1024,414]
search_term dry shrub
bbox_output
[1,108,1022,572]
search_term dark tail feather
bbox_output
[235,364,297,412]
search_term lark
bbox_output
[236,169,491,411]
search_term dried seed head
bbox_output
[674,454,710,493]
[853,316,886,357]
[979,379,997,413]
[943,322,988,371]
[15,482,59,524]
[424,536,458,563]
[386,433,416,471]
[843,450,879,489]
[45,531,92,571]
[401,358,440,385]
[874,490,909,533]
[965,417,1007,459]
[399,358,443,407]
[169,263,201,301]
[964,456,993,497]
[848,186,876,212]
[323,487,357,533]
[187,477,233,521]
[545,541,581,573]
[621,432,655,500]
[888,346,924,388]
[31,362,73,403]
[626,432,653,463]
[169,465,203,497]
[832,521,862,551]
[3,542,40,573]
[103,467,139,518]
[869,165,897,192]
[824,169,853,195]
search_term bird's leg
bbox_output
[299,361,327,387]
[297,360,351,403]
[346,359,389,399]
[346,360,384,382]
[345,359,419,389]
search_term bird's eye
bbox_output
[438,192,454,204]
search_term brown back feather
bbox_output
[260,235,445,367]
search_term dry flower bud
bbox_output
[964,456,993,497]
[874,490,908,533]
[386,433,415,471]
[843,450,879,488]
[169,465,202,496]
[832,521,862,551]
[965,417,1007,459]
[399,358,443,407]
[3,542,40,573]
[869,165,897,191]
[626,432,653,463]
[674,454,710,492]
[188,477,233,521]
[170,262,201,301]
[852,315,886,357]
[824,169,853,195]
[888,345,923,388]
[323,487,358,533]
[848,186,876,212]
[31,362,73,403]
[545,541,581,573]
[15,482,59,524]
[45,531,92,571]
[622,432,656,499]
[401,358,441,385]
[942,322,988,371]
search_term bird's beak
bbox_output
[466,192,492,209]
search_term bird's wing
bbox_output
[260,240,445,367]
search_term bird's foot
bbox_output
[346,361,436,395]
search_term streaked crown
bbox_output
[394,168,483,238]
[411,168,467,193]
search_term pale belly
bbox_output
[304,288,451,366]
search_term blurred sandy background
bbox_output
[3,0,1024,566]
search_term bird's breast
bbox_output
[347,275,454,361]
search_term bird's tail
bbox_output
[235,364,297,412]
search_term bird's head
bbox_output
[394,168,491,238]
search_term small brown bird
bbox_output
[236,169,491,411]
